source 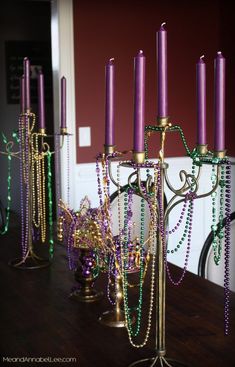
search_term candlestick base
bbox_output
[98,309,127,328]
[133,151,145,164]
[38,128,46,135]
[60,127,68,135]
[196,144,208,155]
[214,150,226,159]
[70,287,103,303]
[128,356,189,367]
[157,116,170,127]
[104,144,116,155]
[8,253,51,270]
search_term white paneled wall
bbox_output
[66,156,235,276]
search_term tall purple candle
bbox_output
[214,51,226,151]
[105,58,115,146]
[23,57,31,111]
[38,71,46,130]
[20,75,25,114]
[61,76,67,129]
[196,55,206,145]
[133,50,146,153]
[157,22,168,118]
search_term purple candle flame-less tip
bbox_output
[214,51,226,152]
[38,71,46,130]
[196,55,206,145]
[20,75,25,114]
[23,57,31,111]
[105,58,115,146]
[133,50,146,153]
[157,22,168,118]
[61,76,67,129]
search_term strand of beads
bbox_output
[18,115,26,256]
[211,164,224,264]
[166,195,194,255]
[66,134,70,206]
[0,135,13,235]
[144,125,192,158]
[122,187,146,338]
[47,151,54,258]
[158,160,196,285]
[40,153,47,242]
[224,160,231,335]
[19,113,30,257]
[118,161,158,348]
[107,254,116,305]
[31,133,41,230]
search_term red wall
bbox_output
[73,0,235,163]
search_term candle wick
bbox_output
[217,51,222,55]
[109,58,115,62]
[139,50,143,54]
[200,55,205,60]
[161,22,166,27]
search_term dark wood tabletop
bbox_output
[0,223,234,367]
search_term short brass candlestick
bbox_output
[99,272,126,327]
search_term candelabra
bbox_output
[97,118,232,367]
[0,110,68,270]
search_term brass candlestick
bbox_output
[99,272,126,327]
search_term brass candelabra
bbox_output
[101,117,228,367]
[0,110,68,270]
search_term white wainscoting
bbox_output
[65,156,234,276]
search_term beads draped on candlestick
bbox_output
[0,57,69,269]
[96,22,233,366]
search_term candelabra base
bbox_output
[128,356,189,367]
[99,308,134,328]
[69,287,103,303]
[8,252,51,270]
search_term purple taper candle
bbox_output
[23,57,31,111]
[38,71,46,130]
[61,76,67,129]
[157,22,168,118]
[105,58,115,146]
[20,75,25,114]
[196,55,206,145]
[214,51,226,152]
[133,50,146,153]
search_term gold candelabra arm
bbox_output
[164,165,201,197]
[164,164,221,224]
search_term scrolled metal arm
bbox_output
[164,164,221,224]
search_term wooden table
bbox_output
[0,224,234,367]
